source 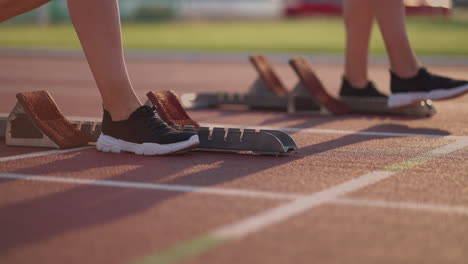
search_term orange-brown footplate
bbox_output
[147,90,200,128]
[290,57,350,115]
[249,55,289,96]
[15,91,89,148]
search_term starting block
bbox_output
[2,90,297,155]
[181,55,435,117]
[181,55,320,111]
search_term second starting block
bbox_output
[181,55,435,117]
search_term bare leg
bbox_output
[343,0,374,88]
[68,0,141,121]
[0,0,51,23]
[372,0,420,78]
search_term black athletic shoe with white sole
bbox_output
[388,68,468,109]
[339,78,387,98]
[96,106,199,155]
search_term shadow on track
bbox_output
[0,124,449,253]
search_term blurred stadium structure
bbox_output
[4,0,461,24]
[286,0,453,16]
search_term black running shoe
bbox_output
[388,68,468,109]
[96,106,199,155]
[339,78,387,98]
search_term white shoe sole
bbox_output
[96,134,199,155]
[388,83,468,109]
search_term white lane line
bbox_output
[0,173,304,201]
[1,173,466,217]
[213,170,395,239]
[429,138,468,155]
[211,138,468,239]
[332,198,468,216]
[200,123,468,140]
[0,146,93,163]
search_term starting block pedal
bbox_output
[289,57,350,115]
[146,90,298,155]
[5,91,90,149]
[147,90,200,128]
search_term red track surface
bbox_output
[0,54,467,264]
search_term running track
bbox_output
[0,51,467,264]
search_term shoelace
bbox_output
[140,106,169,132]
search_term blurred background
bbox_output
[0,0,467,56]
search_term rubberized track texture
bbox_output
[1,51,468,264]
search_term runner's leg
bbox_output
[68,0,141,121]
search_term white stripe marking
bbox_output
[211,138,468,239]
[0,146,93,163]
[429,138,468,155]
[333,198,468,216]
[213,171,395,239]
[2,174,466,217]
[201,123,468,140]
[0,173,304,200]
[1,173,467,217]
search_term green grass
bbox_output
[1,11,468,56]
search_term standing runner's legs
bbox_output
[67,0,141,121]
[371,0,420,78]
[343,0,374,88]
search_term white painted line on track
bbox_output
[0,146,94,163]
[2,174,466,217]
[429,138,468,155]
[201,123,468,140]
[211,138,468,240]
[333,198,468,216]
[213,170,396,239]
[0,173,304,200]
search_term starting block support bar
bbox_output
[339,97,435,117]
[178,126,297,155]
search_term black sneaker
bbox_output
[96,105,199,155]
[339,78,387,98]
[388,68,468,109]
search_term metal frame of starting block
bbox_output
[6,103,60,148]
